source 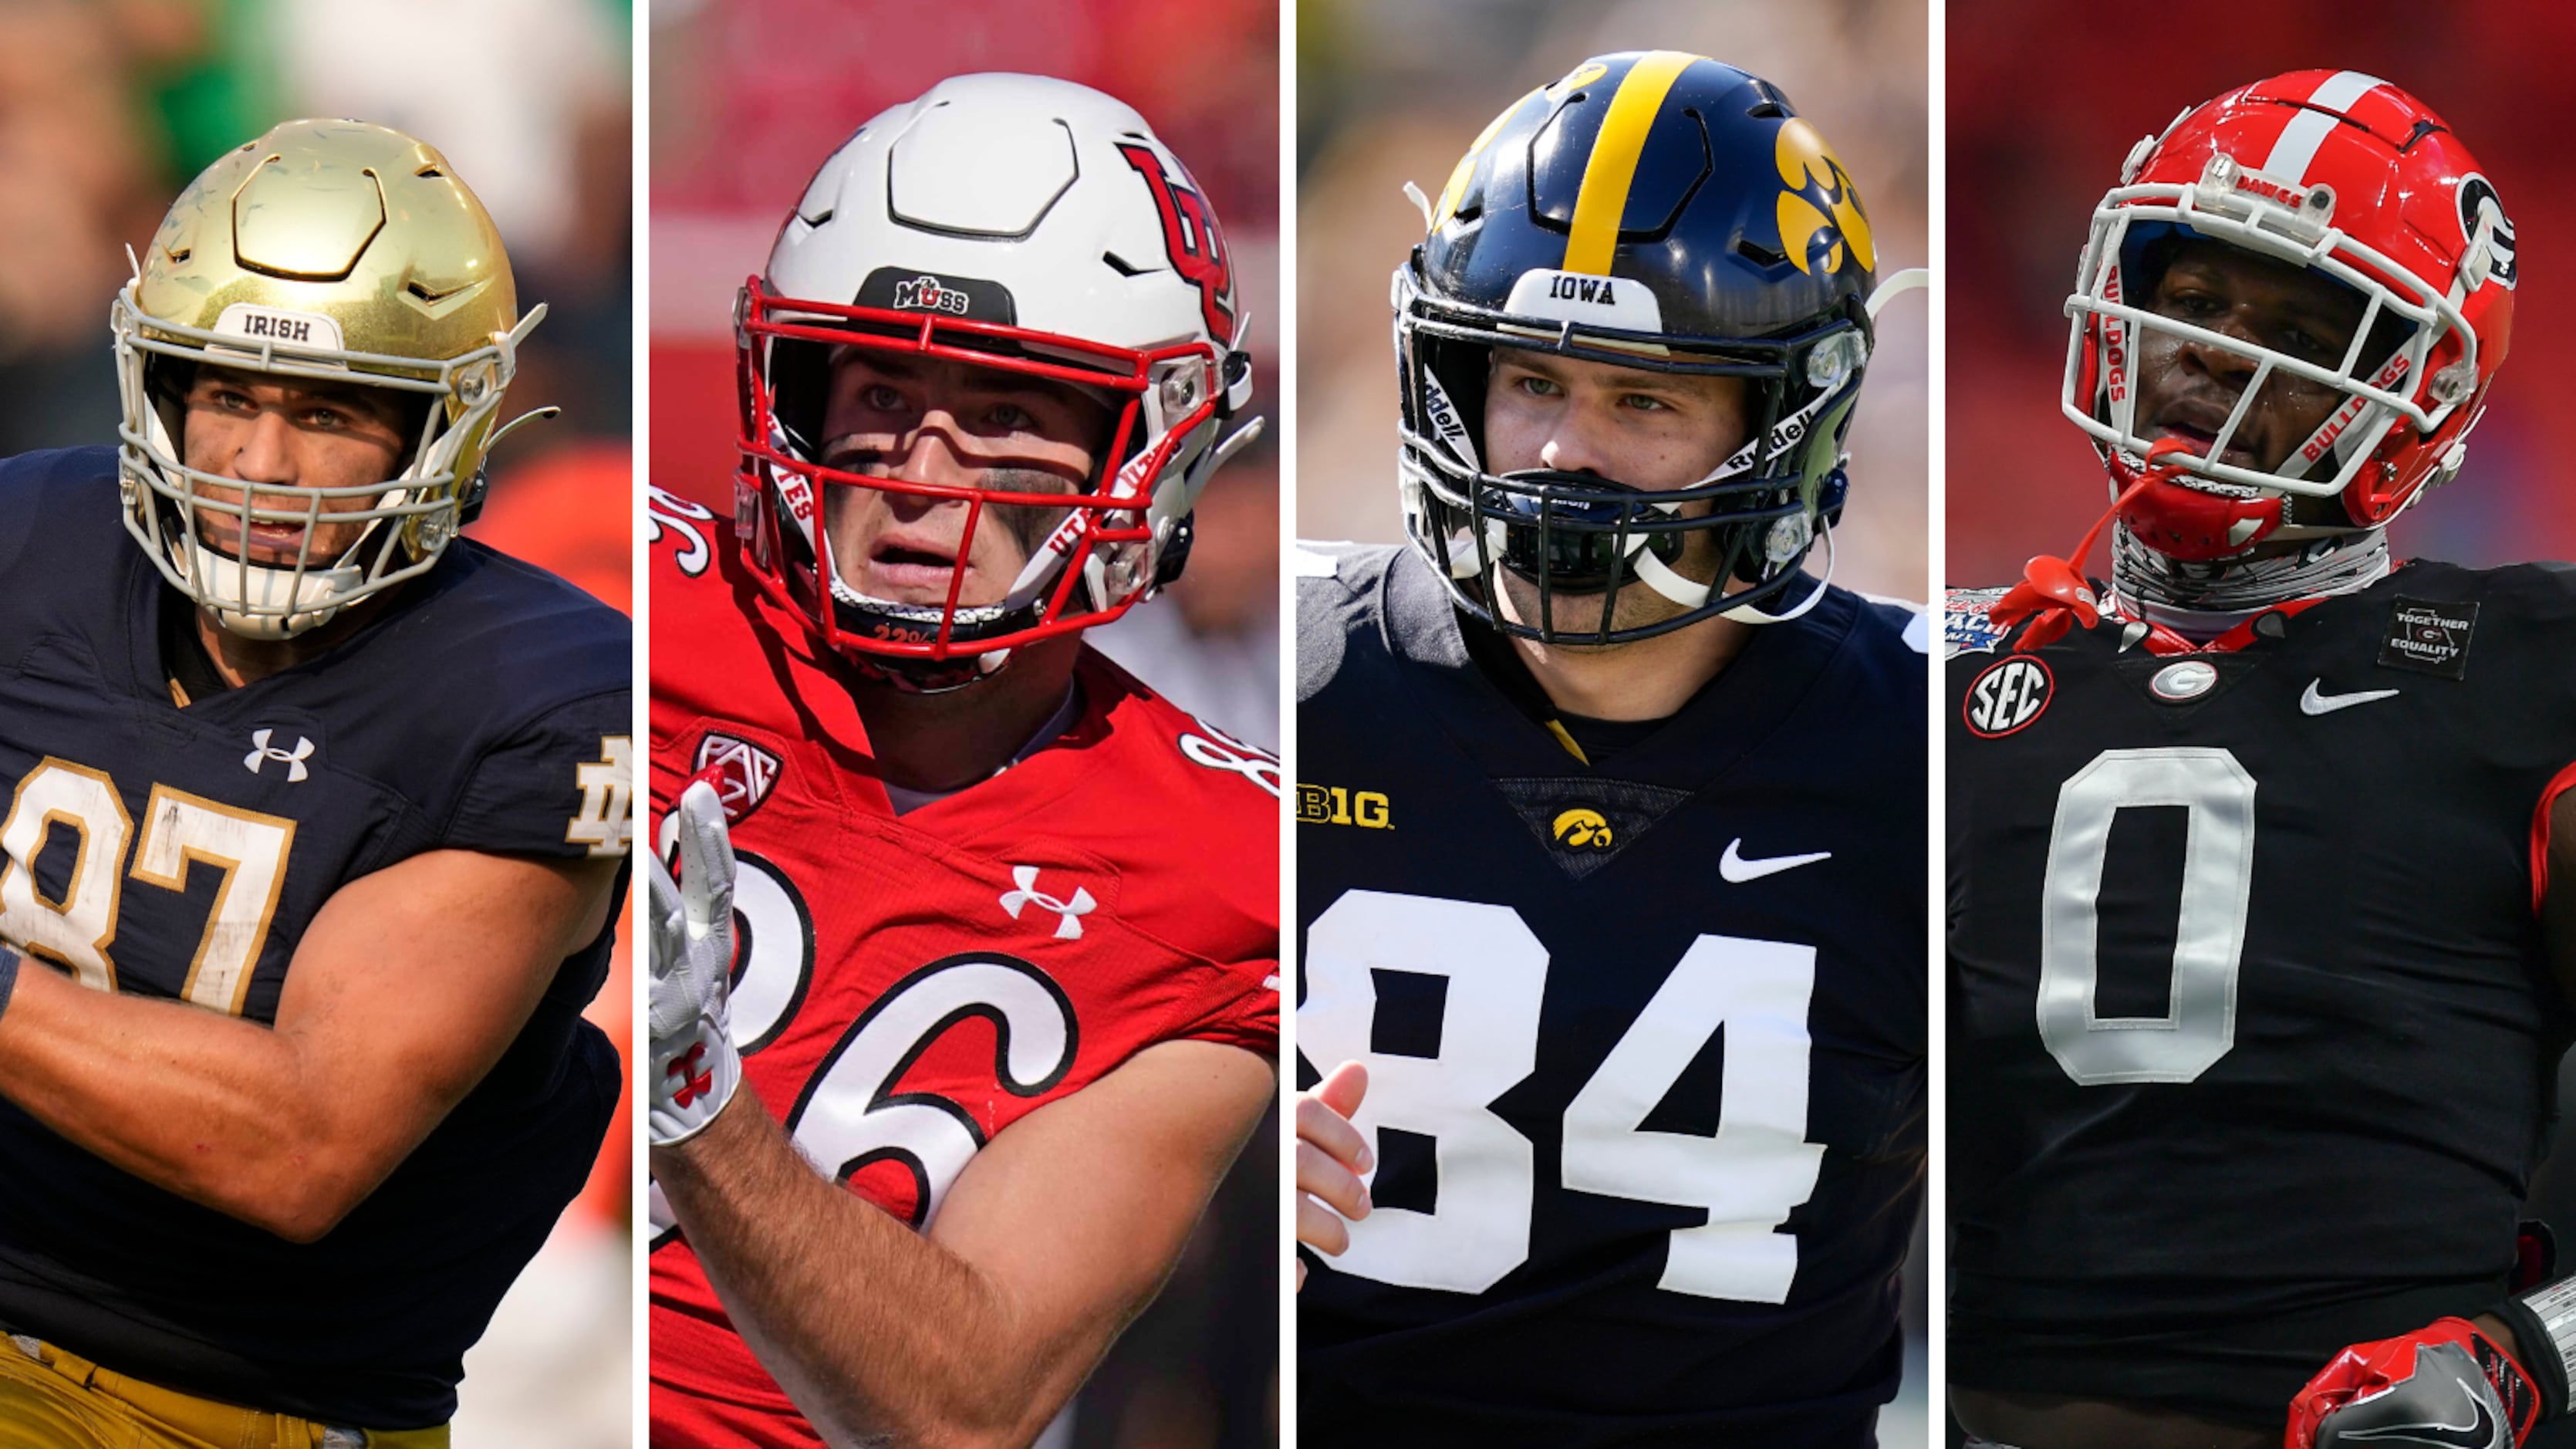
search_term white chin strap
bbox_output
[1720,518,1836,625]
[1867,267,1931,321]
[1591,477,1838,624]
[179,536,370,641]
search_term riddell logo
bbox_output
[890,275,970,315]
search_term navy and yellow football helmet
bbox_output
[1396,51,1900,642]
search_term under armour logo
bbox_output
[243,728,315,782]
[668,1042,714,1107]
[999,866,1095,941]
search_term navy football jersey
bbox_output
[0,447,631,1427]
[1948,563,2576,1425]
[1295,544,1928,1447]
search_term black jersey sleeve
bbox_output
[441,687,635,859]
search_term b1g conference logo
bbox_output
[1963,656,2052,738]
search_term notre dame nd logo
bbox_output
[566,736,635,856]
[1551,808,1613,850]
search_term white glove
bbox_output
[647,779,741,1146]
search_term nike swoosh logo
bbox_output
[2338,1380,2498,1449]
[2301,678,2402,716]
[1719,839,1832,883]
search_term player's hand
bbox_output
[1296,1060,1370,1292]
[2287,1316,2541,1449]
[647,779,742,1147]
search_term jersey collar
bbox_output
[1379,546,1862,793]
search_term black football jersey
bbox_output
[1948,562,2576,1425]
[1295,544,1928,1448]
[0,447,632,1428]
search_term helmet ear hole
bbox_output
[768,339,834,461]
[143,355,194,452]
[1154,512,1196,589]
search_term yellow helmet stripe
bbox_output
[1562,50,1702,275]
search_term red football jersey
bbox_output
[643,488,1280,1447]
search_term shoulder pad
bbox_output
[1860,592,1933,655]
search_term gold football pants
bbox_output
[0,1336,447,1448]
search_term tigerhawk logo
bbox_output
[1774,118,1874,275]
[1551,808,1613,849]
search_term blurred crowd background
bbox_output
[647,2,1281,1445]
[1295,0,1934,617]
[0,2,633,1444]
[1298,4,1930,1443]
[1948,0,2576,579]
[648,0,1281,756]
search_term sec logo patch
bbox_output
[1964,656,2053,738]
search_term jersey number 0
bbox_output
[2037,747,2256,1085]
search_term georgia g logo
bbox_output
[2457,172,2517,290]
[1116,142,1237,344]
[1774,118,1875,277]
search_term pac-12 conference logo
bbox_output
[1963,656,2052,738]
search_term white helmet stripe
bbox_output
[2259,71,2386,182]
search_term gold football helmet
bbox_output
[113,118,549,639]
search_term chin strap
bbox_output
[1719,516,1838,625]
[1987,437,2196,651]
[1866,267,1931,322]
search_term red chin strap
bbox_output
[2114,451,2291,561]
[1989,437,2200,652]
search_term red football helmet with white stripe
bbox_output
[2063,71,2516,559]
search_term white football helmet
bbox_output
[733,72,1261,691]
